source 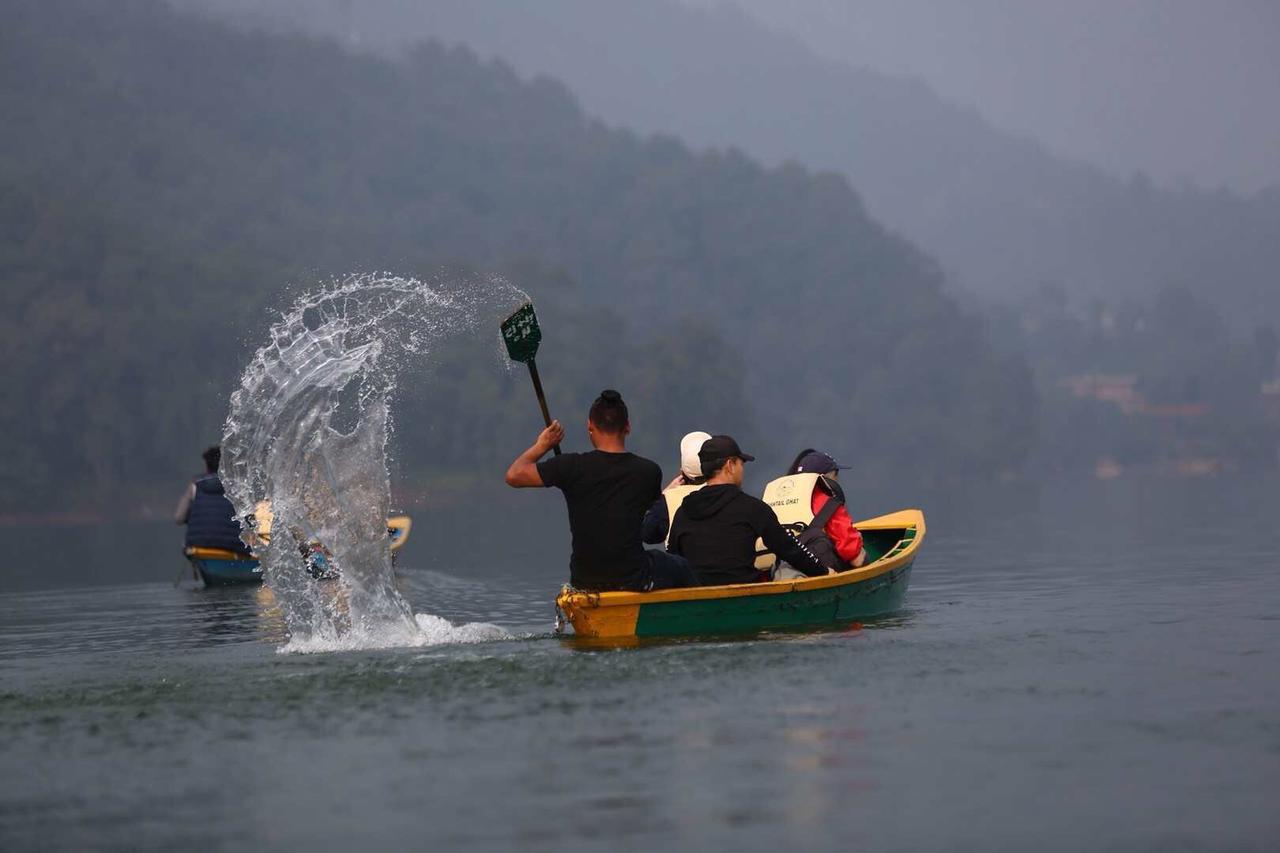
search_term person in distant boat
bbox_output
[504,389,696,592]
[666,435,826,586]
[769,449,866,580]
[641,430,711,545]
[174,446,249,555]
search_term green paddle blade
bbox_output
[500,302,542,363]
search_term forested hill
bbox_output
[182,0,1280,326]
[0,0,1031,513]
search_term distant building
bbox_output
[1061,374,1141,414]
[1062,373,1208,418]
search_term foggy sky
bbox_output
[700,0,1280,194]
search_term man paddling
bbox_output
[505,389,696,592]
[667,435,827,586]
[174,446,249,555]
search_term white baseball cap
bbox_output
[679,431,713,480]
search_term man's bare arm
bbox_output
[174,483,195,524]
[504,421,564,488]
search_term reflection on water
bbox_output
[184,585,282,644]
[556,613,917,652]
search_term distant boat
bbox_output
[556,509,923,640]
[184,515,413,587]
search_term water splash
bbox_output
[221,272,525,652]
[280,614,514,655]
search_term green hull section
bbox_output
[633,562,913,637]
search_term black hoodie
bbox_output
[667,484,826,586]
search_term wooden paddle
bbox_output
[173,552,200,587]
[501,302,560,455]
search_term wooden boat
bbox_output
[555,509,924,639]
[183,547,264,586]
[183,515,413,587]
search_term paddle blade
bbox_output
[500,302,541,363]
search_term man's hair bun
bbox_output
[589,389,628,434]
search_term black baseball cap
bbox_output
[699,435,755,475]
[794,450,847,474]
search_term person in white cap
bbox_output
[667,436,827,585]
[641,430,711,544]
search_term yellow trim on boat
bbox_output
[387,515,412,551]
[560,601,642,638]
[187,515,412,562]
[184,546,250,561]
[251,501,410,551]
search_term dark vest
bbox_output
[185,475,247,553]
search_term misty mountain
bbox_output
[0,0,1032,511]
[179,0,1280,326]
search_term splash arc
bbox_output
[220,273,522,651]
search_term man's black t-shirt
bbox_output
[537,450,662,590]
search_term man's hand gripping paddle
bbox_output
[501,302,561,456]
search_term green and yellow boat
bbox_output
[555,509,924,639]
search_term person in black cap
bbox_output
[783,448,866,571]
[504,389,697,592]
[666,435,827,586]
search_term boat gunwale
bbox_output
[185,546,255,561]
[557,508,925,609]
[183,515,413,563]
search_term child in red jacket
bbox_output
[789,449,867,569]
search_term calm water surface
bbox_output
[2,477,1277,851]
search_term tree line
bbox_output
[10,0,1262,516]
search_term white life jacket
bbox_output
[752,473,819,570]
[662,484,703,546]
[762,473,823,529]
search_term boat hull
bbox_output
[556,508,924,639]
[637,562,909,637]
[181,515,412,587]
[188,553,264,586]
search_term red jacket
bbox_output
[811,490,863,564]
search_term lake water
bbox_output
[2,476,1277,851]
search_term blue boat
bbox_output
[183,516,413,587]
[184,547,264,586]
